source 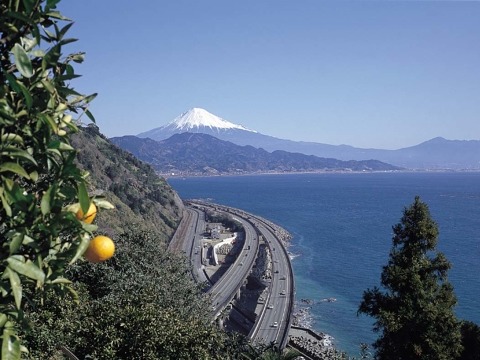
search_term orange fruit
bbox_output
[76,203,97,224]
[84,235,115,263]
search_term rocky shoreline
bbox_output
[188,199,342,358]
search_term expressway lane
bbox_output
[249,222,293,348]
[171,201,294,349]
[185,202,260,317]
[188,208,210,284]
[168,207,210,284]
[206,212,259,316]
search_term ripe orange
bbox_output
[76,203,97,224]
[84,235,115,263]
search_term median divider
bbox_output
[186,200,294,349]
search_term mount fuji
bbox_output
[135,108,480,170]
[137,108,257,140]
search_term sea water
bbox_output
[168,172,480,356]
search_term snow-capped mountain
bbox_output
[137,108,256,140]
[135,108,480,170]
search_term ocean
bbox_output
[168,172,480,356]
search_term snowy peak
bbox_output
[168,108,256,133]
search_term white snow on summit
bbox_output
[168,108,256,133]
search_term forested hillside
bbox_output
[20,125,240,359]
[71,124,183,240]
[111,132,401,176]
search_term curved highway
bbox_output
[172,201,294,349]
[207,215,259,316]
[248,221,293,348]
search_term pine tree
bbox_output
[359,196,462,359]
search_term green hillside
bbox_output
[20,125,238,359]
[71,124,183,240]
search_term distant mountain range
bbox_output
[111,133,401,175]
[137,108,480,170]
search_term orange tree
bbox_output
[0,1,109,357]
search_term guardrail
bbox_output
[185,200,294,349]
[189,202,260,318]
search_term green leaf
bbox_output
[58,73,81,81]
[1,327,21,360]
[58,143,74,151]
[70,53,85,63]
[84,93,97,104]
[29,171,38,182]
[40,79,55,94]
[21,0,35,14]
[22,235,34,245]
[46,148,61,157]
[46,0,61,12]
[49,277,72,285]
[2,149,37,166]
[9,232,24,255]
[6,257,45,283]
[12,44,33,78]
[5,268,22,309]
[81,222,97,232]
[0,189,12,217]
[5,11,35,27]
[0,162,30,179]
[21,36,37,51]
[46,11,70,20]
[58,22,74,40]
[42,45,61,69]
[31,49,45,57]
[4,73,21,94]
[69,233,90,265]
[40,186,53,215]
[85,109,96,123]
[65,285,79,303]
[14,80,33,110]
[78,181,89,214]
[0,314,7,328]
[38,113,57,132]
[1,134,24,145]
[58,38,77,46]
[93,198,115,210]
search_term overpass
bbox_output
[173,200,295,349]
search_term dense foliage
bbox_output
[0,0,108,357]
[205,209,243,233]
[23,228,234,359]
[0,2,302,357]
[359,196,462,359]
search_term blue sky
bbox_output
[58,1,479,149]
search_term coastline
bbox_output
[187,199,339,357]
[170,173,480,356]
[163,168,480,180]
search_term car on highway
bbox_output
[280,289,286,296]
[267,304,274,309]
[271,321,278,327]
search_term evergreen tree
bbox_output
[358,196,462,360]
